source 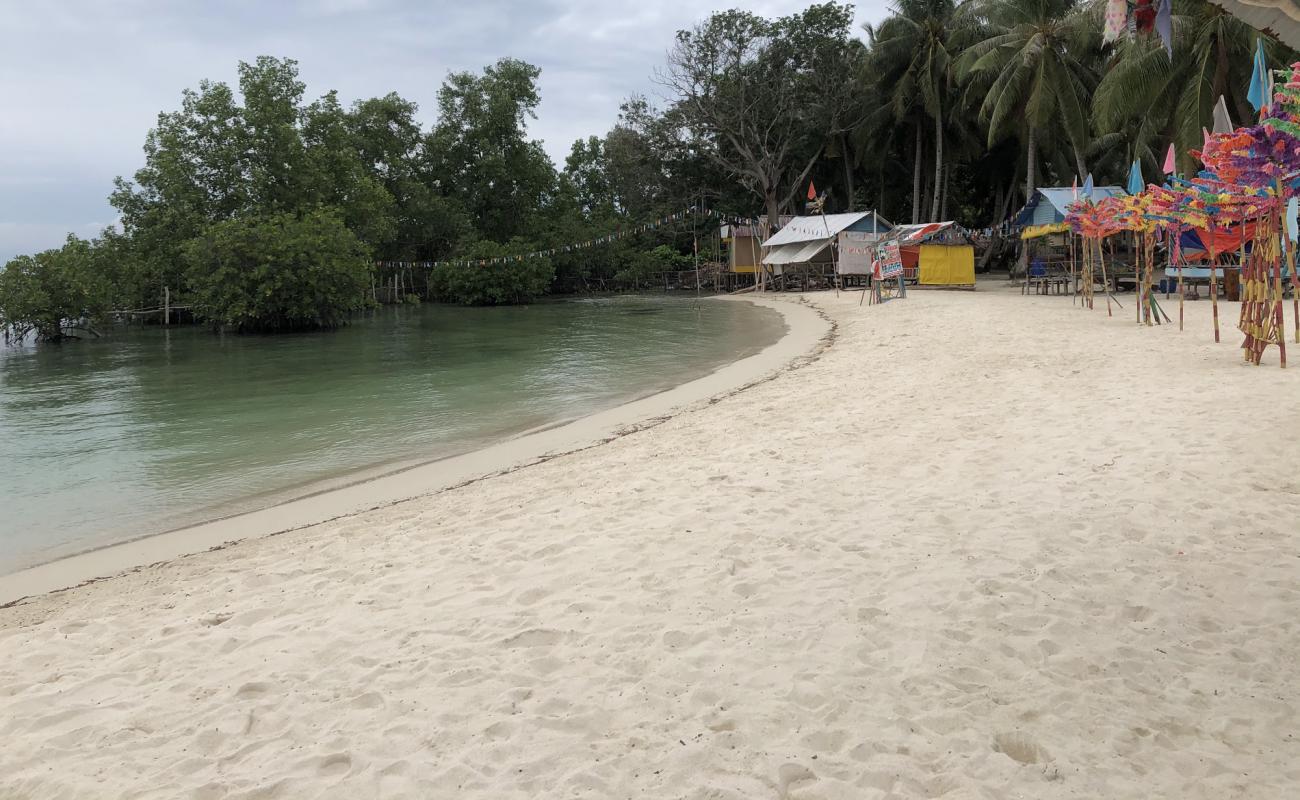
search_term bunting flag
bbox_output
[1247,38,1271,114]
[1154,0,1172,56]
[1213,96,1235,134]
[1127,160,1144,195]
[807,182,817,201]
[1082,173,1094,198]
[1103,0,1126,42]
[1163,143,1176,175]
[373,206,742,271]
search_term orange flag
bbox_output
[807,182,817,201]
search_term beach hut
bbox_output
[1015,186,1128,238]
[1014,186,1127,274]
[719,222,765,273]
[878,222,977,287]
[759,211,893,286]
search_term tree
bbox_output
[429,241,554,305]
[427,59,557,242]
[0,237,113,342]
[661,4,858,224]
[182,210,372,333]
[1093,0,1297,175]
[866,0,974,221]
[958,0,1098,199]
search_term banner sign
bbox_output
[837,231,876,274]
[879,242,903,277]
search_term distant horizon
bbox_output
[0,1,885,263]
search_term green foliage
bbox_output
[182,210,373,332]
[0,237,113,342]
[429,240,554,305]
[663,3,862,220]
[614,245,692,286]
[16,0,1300,334]
[428,58,557,241]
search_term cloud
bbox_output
[0,0,888,262]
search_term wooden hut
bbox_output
[758,211,892,288]
[878,222,977,287]
[1014,186,1127,271]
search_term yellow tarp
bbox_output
[1021,222,1069,239]
[918,244,975,286]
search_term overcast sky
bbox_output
[0,1,889,263]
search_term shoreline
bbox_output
[0,295,830,606]
[4,287,1300,797]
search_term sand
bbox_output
[2,282,1299,799]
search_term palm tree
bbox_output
[958,0,1099,199]
[1092,0,1298,176]
[865,0,975,222]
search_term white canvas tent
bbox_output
[760,211,891,274]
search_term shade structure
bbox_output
[760,211,892,270]
[762,243,805,265]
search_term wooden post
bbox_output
[1068,234,1076,305]
[1134,231,1142,324]
[1210,261,1221,342]
[1288,232,1300,343]
[1099,236,1113,317]
[163,286,170,326]
[1274,225,1287,368]
[1175,226,1185,331]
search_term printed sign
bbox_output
[837,231,877,274]
[879,242,903,277]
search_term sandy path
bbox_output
[2,284,1298,799]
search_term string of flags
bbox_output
[375,207,755,271]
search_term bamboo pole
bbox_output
[1174,226,1184,331]
[1071,234,1081,306]
[1274,224,1287,367]
[1135,231,1142,324]
[1209,227,1221,342]
[1288,231,1300,343]
[1099,236,1113,317]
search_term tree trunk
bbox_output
[841,132,855,212]
[931,110,943,222]
[764,188,781,232]
[912,121,923,224]
[941,160,951,221]
[1025,126,1038,200]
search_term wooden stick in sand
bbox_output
[1288,231,1300,344]
[1135,231,1142,324]
[1208,226,1221,342]
[1174,225,1184,331]
[1099,236,1113,316]
[1274,226,1287,368]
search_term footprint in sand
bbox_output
[993,731,1051,765]
[234,682,271,700]
[500,628,563,648]
[317,752,352,778]
[777,763,817,798]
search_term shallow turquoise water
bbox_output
[0,296,782,571]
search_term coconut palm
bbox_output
[864,0,977,222]
[958,0,1099,199]
[1092,0,1298,176]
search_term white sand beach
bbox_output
[3,283,1299,798]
